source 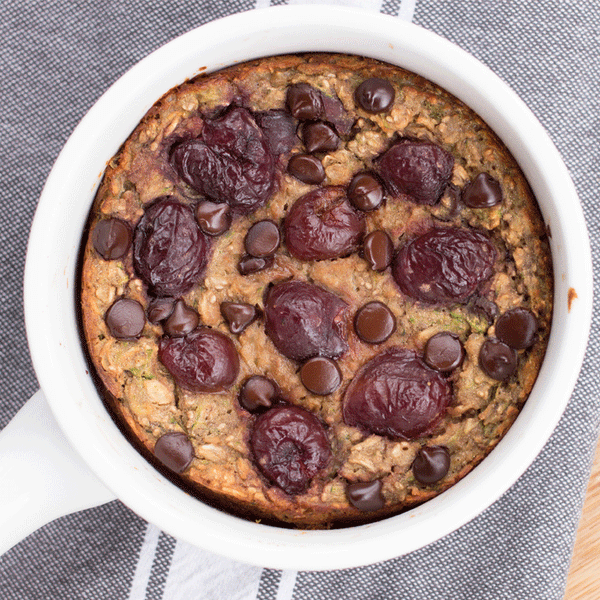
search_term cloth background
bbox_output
[1,0,598,598]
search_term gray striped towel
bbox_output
[1,0,599,598]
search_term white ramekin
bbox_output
[11,6,592,570]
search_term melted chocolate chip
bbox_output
[479,338,518,380]
[301,121,340,154]
[354,302,396,344]
[237,254,274,276]
[163,299,199,337]
[471,296,499,324]
[354,78,395,113]
[239,375,279,412]
[287,154,326,184]
[195,200,231,236]
[220,301,259,334]
[347,480,385,512]
[348,172,384,212]
[424,332,464,372]
[286,83,324,120]
[244,220,281,258]
[363,230,393,271]
[462,173,503,208]
[153,432,194,474]
[92,218,131,260]
[412,445,450,484]
[147,297,175,324]
[300,356,342,396]
[105,298,145,339]
[495,308,538,349]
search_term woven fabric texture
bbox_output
[0,0,598,598]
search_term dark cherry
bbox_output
[244,220,281,258]
[347,480,385,512]
[220,301,259,334]
[237,253,274,276]
[495,308,538,349]
[342,347,452,440]
[238,375,280,412]
[153,432,194,474]
[264,280,348,362]
[195,200,231,236]
[392,227,497,304]
[377,139,454,205]
[133,197,210,297]
[250,405,332,495]
[147,297,175,324]
[105,298,145,340]
[169,107,275,214]
[424,332,464,372]
[354,301,396,344]
[479,338,518,381]
[412,445,450,484]
[255,110,298,155]
[163,299,199,337]
[284,186,365,261]
[363,230,394,271]
[347,172,385,212]
[158,328,239,392]
[301,121,340,154]
[462,173,503,208]
[286,83,324,121]
[354,78,395,113]
[299,357,342,396]
[92,218,131,260]
[287,154,326,185]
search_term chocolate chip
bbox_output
[300,356,342,395]
[153,432,194,473]
[239,375,279,412]
[348,172,384,212]
[495,308,538,349]
[471,296,499,324]
[220,301,259,334]
[301,122,340,154]
[462,173,503,208]
[92,218,131,260]
[287,154,326,184]
[286,83,324,120]
[347,480,385,512]
[424,332,464,372]
[238,253,274,275]
[363,230,393,271]
[105,298,145,339]
[354,301,396,344]
[354,78,395,113]
[163,299,199,337]
[147,297,175,324]
[195,200,231,236]
[244,220,281,258]
[412,445,450,484]
[479,338,517,380]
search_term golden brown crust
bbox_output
[79,53,553,528]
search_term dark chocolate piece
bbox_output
[347,480,385,511]
[92,218,131,260]
[354,301,396,344]
[300,356,342,396]
[424,332,464,372]
[105,298,145,340]
[412,445,450,484]
[153,432,194,474]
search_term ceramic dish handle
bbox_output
[0,389,116,556]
